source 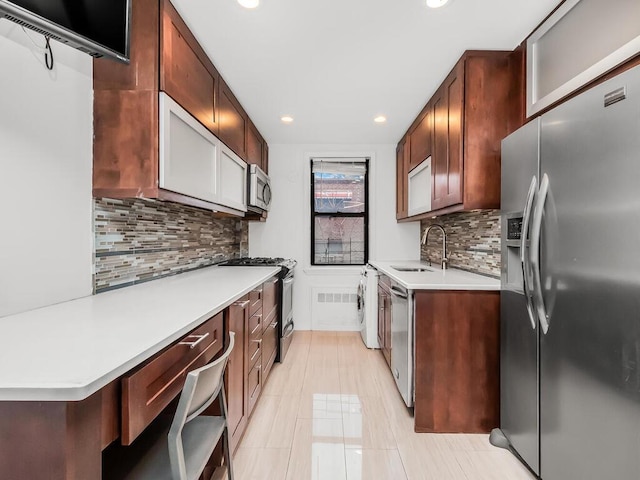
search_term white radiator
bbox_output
[311,287,358,331]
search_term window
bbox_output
[311,158,369,265]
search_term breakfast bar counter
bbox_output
[0,265,279,479]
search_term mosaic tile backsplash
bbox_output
[94,198,248,292]
[420,210,500,278]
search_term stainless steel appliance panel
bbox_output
[390,281,413,407]
[248,164,272,212]
[499,119,540,475]
[279,270,294,361]
[538,66,640,480]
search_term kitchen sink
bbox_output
[390,265,434,272]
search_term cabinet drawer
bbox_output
[249,308,263,339]
[263,276,278,315]
[249,286,262,317]
[262,302,277,334]
[121,312,224,445]
[247,362,262,415]
[248,335,262,369]
[262,317,278,381]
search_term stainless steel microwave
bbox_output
[248,164,272,212]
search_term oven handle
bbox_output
[282,321,295,338]
[391,286,408,299]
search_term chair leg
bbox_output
[223,425,234,480]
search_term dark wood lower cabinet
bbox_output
[226,297,249,454]
[0,393,102,480]
[414,290,499,433]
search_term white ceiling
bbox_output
[172,0,559,145]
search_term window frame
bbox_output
[310,158,369,266]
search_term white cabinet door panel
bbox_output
[219,144,248,212]
[159,93,219,203]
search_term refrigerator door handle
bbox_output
[530,173,550,334]
[520,176,538,330]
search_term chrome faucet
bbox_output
[421,224,448,270]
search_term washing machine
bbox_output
[357,265,379,349]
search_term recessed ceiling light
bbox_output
[374,115,387,123]
[281,115,294,123]
[238,0,259,9]
[426,0,450,8]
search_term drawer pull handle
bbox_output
[251,323,261,335]
[252,338,263,344]
[234,300,251,308]
[250,343,261,363]
[179,332,210,349]
[270,321,277,329]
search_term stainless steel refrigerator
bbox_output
[492,65,640,479]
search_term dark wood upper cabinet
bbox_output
[397,50,524,220]
[218,80,248,160]
[396,138,409,220]
[246,120,264,169]
[262,142,269,175]
[432,62,463,211]
[161,1,219,133]
[93,0,268,213]
[408,103,433,172]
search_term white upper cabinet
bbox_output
[408,157,432,217]
[219,143,248,212]
[527,0,640,116]
[159,92,247,214]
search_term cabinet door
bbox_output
[219,80,248,160]
[219,144,248,212]
[432,63,464,211]
[409,104,433,171]
[262,142,269,175]
[246,120,264,169]
[159,93,220,203]
[396,139,409,219]
[247,360,262,416]
[226,297,249,452]
[161,1,218,133]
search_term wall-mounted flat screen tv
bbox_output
[0,0,131,63]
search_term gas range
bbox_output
[222,257,297,275]
[222,256,297,363]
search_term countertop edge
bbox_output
[369,260,500,291]
[0,266,280,402]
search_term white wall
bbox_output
[0,22,93,317]
[249,144,419,330]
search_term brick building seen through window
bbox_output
[311,159,369,265]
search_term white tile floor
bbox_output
[233,331,536,480]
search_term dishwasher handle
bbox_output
[390,286,408,299]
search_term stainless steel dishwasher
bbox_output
[390,280,414,407]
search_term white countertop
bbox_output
[0,266,280,402]
[368,260,499,291]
